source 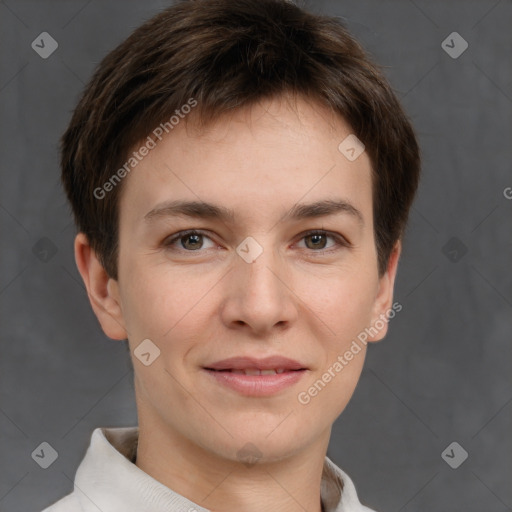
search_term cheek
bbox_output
[120,262,219,353]
[297,350,366,419]
[295,282,372,426]
[119,263,176,342]
[303,268,378,344]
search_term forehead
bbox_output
[117,95,373,231]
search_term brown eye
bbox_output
[304,233,328,250]
[181,233,203,250]
[297,230,348,253]
[164,230,216,252]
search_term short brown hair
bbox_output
[61,0,420,279]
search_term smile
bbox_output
[203,367,307,396]
[212,368,291,375]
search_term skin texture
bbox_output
[75,94,401,512]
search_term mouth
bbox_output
[205,368,304,375]
[202,356,308,396]
[204,355,307,372]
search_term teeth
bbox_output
[225,368,286,375]
[244,368,262,376]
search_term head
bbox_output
[63,0,420,464]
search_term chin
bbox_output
[205,423,314,465]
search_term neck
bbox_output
[134,413,330,512]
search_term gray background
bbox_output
[1,1,511,511]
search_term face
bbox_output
[83,94,400,464]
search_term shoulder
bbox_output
[323,456,379,512]
[358,505,378,512]
[40,492,81,512]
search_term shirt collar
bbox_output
[72,426,374,512]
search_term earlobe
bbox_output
[74,232,128,340]
[367,240,402,343]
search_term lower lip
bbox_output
[203,369,306,396]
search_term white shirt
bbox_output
[41,427,377,512]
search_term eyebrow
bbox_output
[144,198,364,226]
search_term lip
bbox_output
[202,356,308,397]
[204,356,306,371]
[203,368,307,396]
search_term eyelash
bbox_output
[162,229,350,255]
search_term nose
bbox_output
[219,237,298,336]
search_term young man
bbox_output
[44,0,420,510]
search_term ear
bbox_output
[74,232,128,340]
[367,240,402,343]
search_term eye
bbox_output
[295,230,349,253]
[162,229,350,254]
[163,230,216,252]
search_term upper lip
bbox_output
[204,356,306,371]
